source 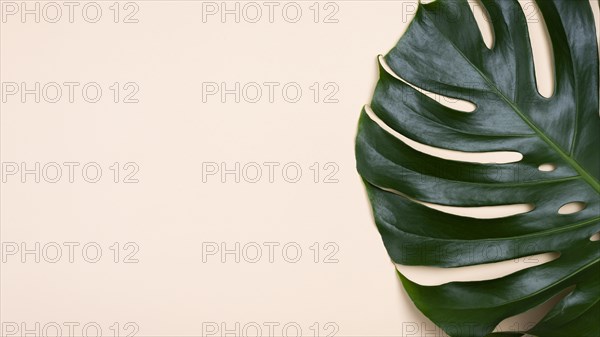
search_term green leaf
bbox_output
[355,1,600,336]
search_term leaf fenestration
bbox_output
[356,1,600,336]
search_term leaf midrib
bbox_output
[485,81,600,193]
[420,9,600,194]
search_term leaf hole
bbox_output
[591,232,600,242]
[557,202,586,215]
[420,201,534,219]
[492,285,575,333]
[517,0,555,98]
[378,56,477,113]
[365,105,523,164]
[537,163,556,172]
[470,0,495,49]
[396,252,559,286]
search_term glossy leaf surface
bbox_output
[356,1,600,336]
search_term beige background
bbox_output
[1,1,598,336]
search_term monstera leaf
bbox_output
[356,0,599,336]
